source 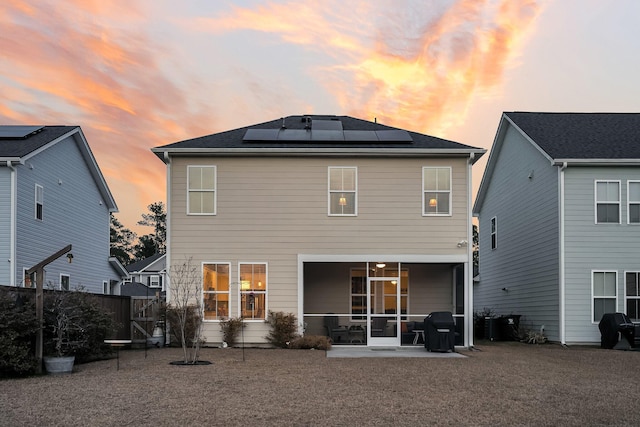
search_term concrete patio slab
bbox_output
[327,346,467,358]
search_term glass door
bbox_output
[367,262,400,346]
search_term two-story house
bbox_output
[474,112,640,344]
[0,125,126,294]
[153,115,485,347]
[121,253,166,296]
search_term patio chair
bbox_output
[371,317,387,337]
[324,316,349,343]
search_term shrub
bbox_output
[0,290,39,377]
[43,288,117,363]
[265,311,299,348]
[289,335,332,350]
[219,317,245,347]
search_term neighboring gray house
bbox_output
[473,112,640,344]
[0,125,126,294]
[153,114,485,347]
[121,253,166,296]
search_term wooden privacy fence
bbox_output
[130,294,165,346]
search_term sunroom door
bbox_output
[367,271,400,346]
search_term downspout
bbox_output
[163,152,171,305]
[8,161,17,286]
[559,162,567,345]
[466,153,475,348]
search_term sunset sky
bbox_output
[2,0,639,235]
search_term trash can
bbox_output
[598,313,635,349]
[498,315,521,341]
[424,311,455,352]
[484,317,500,341]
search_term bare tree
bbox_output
[167,257,203,364]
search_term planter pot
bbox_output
[43,356,75,374]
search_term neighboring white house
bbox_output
[0,125,126,294]
[473,112,640,344]
[153,114,485,347]
[121,253,166,296]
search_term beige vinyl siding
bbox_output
[169,155,469,343]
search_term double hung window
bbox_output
[592,271,617,322]
[188,166,216,215]
[328,167,357,216]
[625,272,640,321]
[490,217,497,250]
[595,180,620,223]
[239,263,267,320]
[35,184,43,220]
[627,181,640,224]
[203,263,230,320]
[423,167,451,215]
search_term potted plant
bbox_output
[42,289,89,374]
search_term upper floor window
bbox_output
[239,263,267,320]
[625,272,640,322]
[203,263,230,320]
[423,167,451,215]
[490,217,497,250]
[328,167,356,216]
[149,275,161,288]
[188,166,216,215]
[592,271,617,323]
[595,180,620,224]
[628,181,640,224]
[35,184,43,220]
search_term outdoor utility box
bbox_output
[424,311,455,352]
[598,313,635,349]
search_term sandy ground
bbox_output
[1,341,639,426]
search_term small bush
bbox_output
[219,317,245,347]
[0,291,39,377]
[265,311,299,348]
[289,335,331,350]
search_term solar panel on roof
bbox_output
[344,130,378,141]
[311,130,345,141]
[277,129,310,141]
[311,120,343,131]
[0,126,44,139]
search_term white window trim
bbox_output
[103,280,109,295]
[627,180,640,225]
[187,165,217,216]
[591,270,618,324]
[328,166,357,216]
[422,166,452,216]
[149,275,161,288]
[35,184,43,221]
[60,273,70,291]
[594,180,621,224]
[238,262,268,321]
[202,262,231,322]
[490,216,497,250]
[624,270,640,322]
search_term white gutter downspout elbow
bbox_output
[559,162,567,345]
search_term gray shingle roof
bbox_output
[154,115,483,152]
[505,112,640,160]
[0,126,78,158]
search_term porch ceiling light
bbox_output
[376,263,386,268]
